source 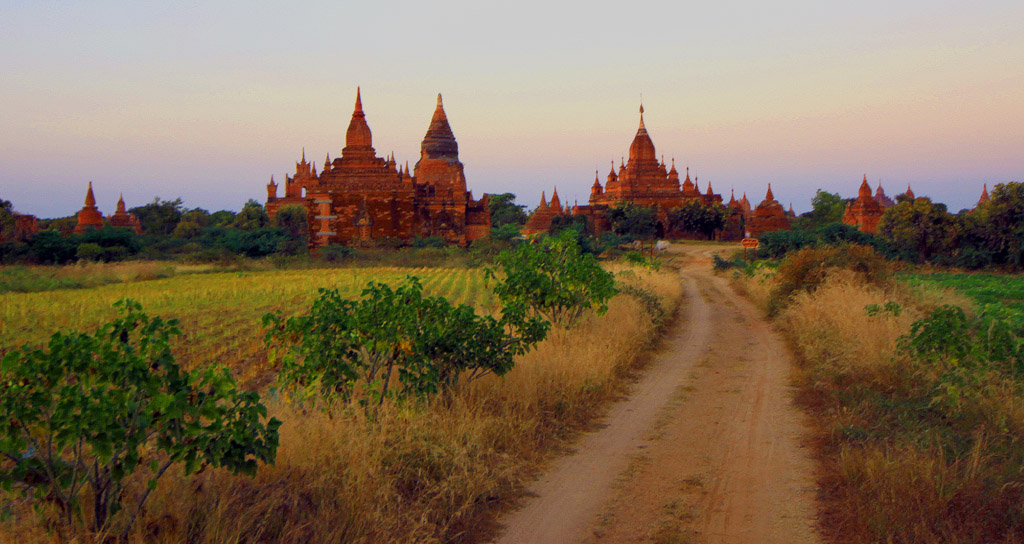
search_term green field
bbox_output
[902,272,1024,317]
[0,267,496,388]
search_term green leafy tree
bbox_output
[210,210,237,226]
[0,300,280,539]
[488,193,528,228]
[668,201,728,240]
[877,196,955,263]
[172,220,203,239]
[977,182,1024,267]
[233,199,270,231]
[273,204,309,242]
[128,197,184,236]
[0,199,15,241]
[181,208,212,228]
[487,229,617,327]
[490,223,522,242]
[608,202,659,240]
[795,190,846,229]
[25,231,78,264]
[264,277,547,406]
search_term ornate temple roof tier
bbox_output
[419,94,459,163]
[264,89,489,247]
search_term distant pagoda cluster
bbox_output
[73,182,143,234]
[265,89,490,247]
[522,105,796,240]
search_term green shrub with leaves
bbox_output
[487,229,617,327]
[0,300,280,540]
[264,276,548,407]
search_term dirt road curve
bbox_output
[492,245,821,544]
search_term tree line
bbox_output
[760,182,1024,269]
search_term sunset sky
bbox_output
[2,0,1022,218]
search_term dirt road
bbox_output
[493,245,820,544]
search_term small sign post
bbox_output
[741,237,759,261]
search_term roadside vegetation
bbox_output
[732,245,1024,543]
[0,228,683,543]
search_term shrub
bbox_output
[768,244,891,315]
[487,229,617,327]
[76,242,103,261]
[263,277,548,407]
[0,300,280,540]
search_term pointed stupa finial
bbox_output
[766,183,775,201]
[302,147,306,163]
[437,93,443,107]
[639,99,645,130]
[85,182,96,206]
[355,87,363,114]
[117,193,126,213]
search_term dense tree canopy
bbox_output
[488,192,528,228]
[129,197,184,236]
[877,197,955,263]
[795,190,846,229]
[668,201,728,240]
[233,199,270,231]
[608,202,659,240]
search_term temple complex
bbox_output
[746,184,792,238]
[73,184,143,234]
[74,183,104,233]
[842,175,885,234]
[265,90,490,247]
[528,104,740,240]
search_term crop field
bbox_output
[902,272,1024,318]
[0,267,496,388]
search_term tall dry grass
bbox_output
[1,265,682,544]
[742,249,1024,543]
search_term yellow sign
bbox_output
[741,238,759,249]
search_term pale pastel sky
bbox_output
[1,0,1021,218]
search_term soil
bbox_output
[491,244,821,544]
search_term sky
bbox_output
[1,0,1022,218]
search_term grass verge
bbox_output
[735,246,1024,543]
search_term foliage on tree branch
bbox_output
[0,300,280,540]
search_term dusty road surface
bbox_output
[492,244,820,544]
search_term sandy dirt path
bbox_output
[492,245,820,544]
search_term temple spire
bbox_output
[766,183,775,201]
[85,182,96,206]
[639,102,645,130]
[354,87,363,116]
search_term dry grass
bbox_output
[741,252,1024,544]
[1,265,683,544]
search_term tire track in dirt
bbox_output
[492,245,821,544]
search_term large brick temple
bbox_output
[265,89,490,247]
[524,105,745,240]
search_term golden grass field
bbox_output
[736,250,1024,544]
[1,262,683,543]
